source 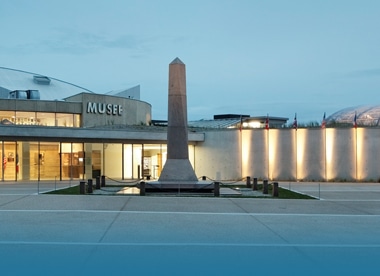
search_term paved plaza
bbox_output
[0,181,380,275]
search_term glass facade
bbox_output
[61,143,84,180]
[0,140,195,182]
[328,105,380,126]
[0,111,80,127]
[2,142,17,180]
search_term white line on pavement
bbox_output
[1,209,380,217]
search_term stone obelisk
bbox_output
[158,57,198,182]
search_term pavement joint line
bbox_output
[227,198,292,245]
[0,194,31,208]
[1,209,380,217]
[98,197,132,243]
[0,241,380,248]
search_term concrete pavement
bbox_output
[0,181,380,275]
[279,181,380,200]
[0,180,79,195]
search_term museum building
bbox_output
[0,67,205,182]
[2,66,380,183]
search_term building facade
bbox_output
[1,67,380,183]
[194,127,380,182]
[0,91,204,182]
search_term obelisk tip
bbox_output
[170,57,184,65]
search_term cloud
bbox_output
[41,29,146,54]
[345,68,380,78]
[1,25,187,65]
[1,28,172,56]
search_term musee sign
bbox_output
[86,102,123,115]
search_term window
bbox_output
[0,111,81,128]
[15,112,36,125]
[36,112,56,126]
[56,113,73,127]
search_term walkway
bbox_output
[0,181,379,275]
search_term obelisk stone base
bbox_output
[145,180,214,192]
[146,160,213,192]
[159,159,198,182]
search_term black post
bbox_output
[79,181,86,194]
[246,176,251,188]
[140,181,146,196]
[214,182,220,197]
[101,175,106,187]
[202,176,206,181]
[272,182,279,197]
[87,179,93,194]
[253,177,258,191]
[263,179,268,194]
[95,176,100,189]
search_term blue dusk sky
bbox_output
[1,0,379,123]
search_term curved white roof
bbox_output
[0,67,94,100]
[327,105,380,126]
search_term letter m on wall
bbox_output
[87,102,97,113]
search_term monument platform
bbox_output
[144,180,215,193]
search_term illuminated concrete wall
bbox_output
[325,128,356,181]
[270,129,295,180]
[297,129,324,180]
[194,130,241,180]
[195,128,380,182]
[242,129,267,180]
[356,128,380,181]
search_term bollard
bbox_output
[246,176,251,188]
[79,181,86,194]
[95,176,100,189]
[214,182,220,197]
[202,176,206,181]
[140,181,146,196]
[272,182,279,197]
[87,179,93,194]
[253,177,258,191]
[101,175,106,187]
[263,179,268,194]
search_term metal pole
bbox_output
[246,176,251,188]
[263,179,269,194]
[96,176,100,189]
[139,181,145,196]
[355,127,358,182]
[324,127,327,182]
[295,127,298,181]
[272,182,279,197]
[79,181,86,194]
[253,177,258,191]
[267,127,270,180]
[214,182,220,197]
[38,142,40,194]
[87,179,93,194]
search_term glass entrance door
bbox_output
[3,142,16,181]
